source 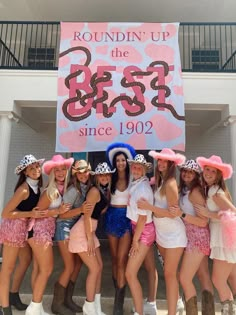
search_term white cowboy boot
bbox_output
[82,300,97,315]
[94,294,106,315]
[25,301,42,315]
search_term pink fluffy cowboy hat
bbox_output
[42,154,74,175]
[149,148,186,166]
[196,155,233,180]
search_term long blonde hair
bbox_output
[46,168,70,201]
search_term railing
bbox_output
[0,21,236,72]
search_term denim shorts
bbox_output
[54,217,80,241]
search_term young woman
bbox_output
[169,159,214,315]
[137,148,187,315]
[0,154,45,315]
[105,142,136,315]
[69,162,115,315]
[125,154,156,315]
[194,155,236,315]
[25,154,73,315]
[52,159,93,315]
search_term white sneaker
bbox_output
[132,299,158,315]
[144,300,158,315]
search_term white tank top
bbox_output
[110,188,129,205]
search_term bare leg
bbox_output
[212,259,234,302]
[143,245,158,302]
[70,254,83,283]
[11,245,32,292]
[0,245,20,307]
[196,256,214,294]
[57,241,75,287]
[78,251,100,301]
[180,249,204,301]
[126,243,150,315]
[28,239,54,302]
[159,246,184,315]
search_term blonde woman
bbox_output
[25,154,73,315]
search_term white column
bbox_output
[230,119,236,204]
[0,114,12,212]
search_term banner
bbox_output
[56,22,185,152]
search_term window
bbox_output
[192,49,219,71]
[27,47,55,69]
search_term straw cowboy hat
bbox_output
[42,154,74,175]
[90,162,116,175]
[72,160,91,175]
[106,142,136,168]
[15,154,45,175]
[196,155,233,180]
[149,148,186,166]
[179,159,201,174]
[127,154,153,173]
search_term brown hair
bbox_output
[202,168,232,201]
[154,160,176,195]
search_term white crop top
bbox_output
[110,188,129,205]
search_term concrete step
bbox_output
[10,295,222,315]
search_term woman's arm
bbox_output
[59,201,93,219]
[129,214,147,257]
[37,191,71,217]
[1,184,46,219]
[83,187,99,255]
[169,188,208,226]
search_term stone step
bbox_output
[10,295,222,315]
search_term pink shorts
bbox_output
[30,217,56,247]
[185,223,210,256]
[0,219,28,247]
[131,221,156,247]
[68,216,100,253]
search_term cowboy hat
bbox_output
[106,142,136,168]
[179,159,201,174]
[196,155,233,180]
[127,154,153,173]
[149,148,186,166]
[90,162,116,175]
[72,160,91,175]
[15,154,45,175]
[42,154,74,175]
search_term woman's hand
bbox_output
[137,198,150,211]
[194,204,210,218]
[87,237,95,256]
[82,201,93,215]
[31,207,48,218]
[129,240,140,257]
[58,202,71,215]
[169,205,182,217]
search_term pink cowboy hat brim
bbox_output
[149,150,186,165]
[196,156,233,180]
[43,157,74,175]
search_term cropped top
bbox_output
[91,190,108,220]
[18,184,40,212]
[110,188,129,206]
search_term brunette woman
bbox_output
[69,162,115,315]
[137,148,187,315]
[52,159,93,314]
[195,155,236,315]
[0,154,45,315]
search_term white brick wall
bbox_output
[4,121,56,205]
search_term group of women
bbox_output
[0,143,236,315]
